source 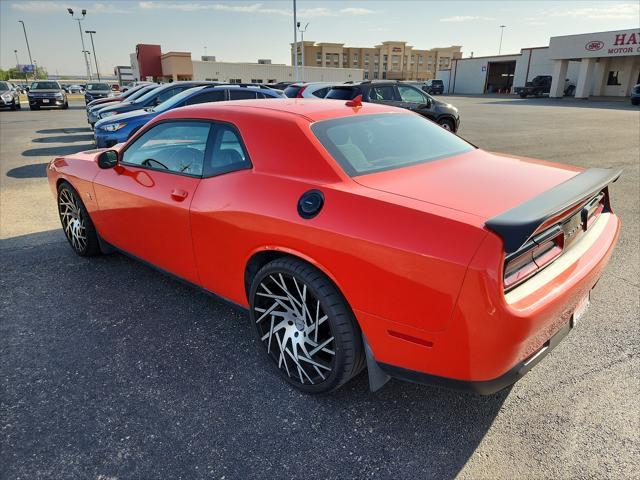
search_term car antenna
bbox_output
[345,94,362,108]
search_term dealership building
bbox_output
[129,44,363,84]
[439,29,640,99]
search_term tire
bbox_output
[57,182,101,257]
[249,257,365,394]
[30,105,39,110]
[519,93,527,98]
[631,98,639,106]
[16,100,21,110]
[439,118,455,132]
[62,101,69,110]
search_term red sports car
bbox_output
[47,99,621,394]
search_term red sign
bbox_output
[392,47,402,52]
[585,41,604,51]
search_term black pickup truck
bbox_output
[519,75,576,98]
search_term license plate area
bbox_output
[571,292,590,328]
[42,99,49,103]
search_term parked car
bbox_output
[326,81,460,131]
[68,84,84,94]
[631,84,640,105]
[519,76,576,98]
[0,81,21,110]
[27,80,68,110]
[94,84,283,148]
[47,99,621,394]
[283,82,340,98]
[84,82,114,104]
[266,81,293,90]
[111,84,120,92]
[87,84,157,128]
[94,81,215,121]
[424,79,445,95]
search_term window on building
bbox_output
[250,79,264,84]
[383,55,388,62]
[205,78,219,81]
[325,53,332,61]
[374,55,379,62]
[229,78,242,84]
[373,71,379,79]
[607,71,621,86]
[267,79,277,83]
[418,56,423,64]
[316,52,322,63]
[364,72,369,80]
[353,54,359,61]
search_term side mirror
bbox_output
[423,97,433,108]
[97,150,118,169]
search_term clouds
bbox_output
[11,1,130,14]
[439,15,494,23]
[137,2,375,17]
[545,2,639,20]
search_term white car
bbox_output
[283,82,342,99]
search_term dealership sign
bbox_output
[550,29,640,59]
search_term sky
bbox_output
[1,0,638,76]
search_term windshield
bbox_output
[125,85,158,103]
[0,82,10,90]
[86,83,110,91]
[120,84,148,98]
[325,87,359,100]
[152,86,205,112]
[31,81,60,90]
[311,113,474,177]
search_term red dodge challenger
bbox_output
[47,99,621,394]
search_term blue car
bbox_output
[94,81,214,123]
[94,84,284,148]
[87,84,158,128]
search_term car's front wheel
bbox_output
[57,182,101,257]
[249,257,365,394]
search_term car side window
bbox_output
[369,86,396,101]
[121,121,211,176]
[204,123,251,177]
[229,90,258,100]
[313,87,329,98]
[398,85,428,103]
[154,87,178,105]
[185,90,226,105]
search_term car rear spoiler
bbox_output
[485,167,622,254]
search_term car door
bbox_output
[92,120,213,284]
[366,85,402,108]
[189,122,254,300]
[397,84,435,121]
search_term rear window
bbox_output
[325,87,359,100]
[283,85,303,98]
[431,80,444,86]
[311,113,474,177]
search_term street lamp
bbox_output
[498,25,507,55]
[85,30,101,81]
[297,22,309,82]
[292,0,298,81]
[83,51,93,79]
[18,20,34,81]
[68,8,92,80]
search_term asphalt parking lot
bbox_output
[1,96,639,479]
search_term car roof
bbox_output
[159,98,409,123]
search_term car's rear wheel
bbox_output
[62,101,69,110]
[249,257,365,394]
[57,182,101,257]
[439,118,455,132]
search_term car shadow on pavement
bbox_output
[32,134,95,143]
[478,97,636,111]
[2,238,510,479]
[22,144,95,157]
[36,127,92,134]
[6,163,48,179]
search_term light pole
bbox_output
[297,22,309,82]
[68,8,92,80]
[292,0,298,81]
[83,51,93,79]
[18,21,33,66]
[498,25,507,55]
[85,30,101,81]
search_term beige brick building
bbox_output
[292,40,462,81]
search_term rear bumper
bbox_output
[378,320,571,394]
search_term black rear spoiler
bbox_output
[485,167,622,254]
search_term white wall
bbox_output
[192,61,364,83]
[514,48,581,88]
[436,69,451,92]
[450,55,520,94]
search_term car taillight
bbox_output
[296,85,307,98]
[504,226,564,291]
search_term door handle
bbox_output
[171,189,188,201]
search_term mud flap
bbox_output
[362,334,390,392]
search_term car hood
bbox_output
[354,149,581,219]
[86,90,111,94]
[29,89,63,93]
[91,99,130,113]
[95,109,152,127]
